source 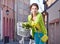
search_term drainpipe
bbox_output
[43,0,48,44]
[43,0,48,11]
[43,0,48,34]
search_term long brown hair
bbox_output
[30,3,39,10]
[30,3,39,21]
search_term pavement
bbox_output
[0,34,32,44]
[0,40,19,44]
[0,36,30,44]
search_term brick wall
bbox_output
[16,0,30,22]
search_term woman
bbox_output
[28,3,48,44]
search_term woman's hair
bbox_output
[30,3,39,21]
[30,3,39,10]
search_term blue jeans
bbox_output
[34,32,46,44]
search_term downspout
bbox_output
[43,0,48,44]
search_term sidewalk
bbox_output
[0,35,30,44]
[0,40,19,44]
[0,39,30,44]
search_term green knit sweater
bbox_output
[28,12,47,38]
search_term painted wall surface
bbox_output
[47,0,60,22]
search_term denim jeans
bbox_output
[34,32,46,44]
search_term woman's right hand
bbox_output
[31,21,40,30]
[41,35,48,42]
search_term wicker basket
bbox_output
[17,22,30,37]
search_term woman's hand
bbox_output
[31,21,40,30]
[41,35,48,42]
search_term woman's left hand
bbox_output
[41,35,48,42]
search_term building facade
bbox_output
[0,0,30,41]
[47,0,60,44]
[0,0,15,40]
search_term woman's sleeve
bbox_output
[39,14,47,35]
[28,15,35,38]
[28,15,30,22]
[28,15,31,22]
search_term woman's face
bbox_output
[31,5,38,14]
